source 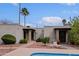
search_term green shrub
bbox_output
[41,37,49,45]
[19,39,27,44]
[1,34,16,44]
[68,31,75,45]
[36,38,42,42]
[69,32,79,45]
[68,17,79,45]
[75,40,79,45]
[69,39,75,45]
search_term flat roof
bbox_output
[45,25,71,28]
[54,28,71,30]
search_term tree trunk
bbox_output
[19,3,21,25]
[24,16,26,26]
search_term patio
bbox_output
[26,42,79,49]
[0,44,23,55]
[3,41,79,56]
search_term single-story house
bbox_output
[0,24,71,44]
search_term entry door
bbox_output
[59,30,66,43]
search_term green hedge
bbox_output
[68,31,79,45]
[36,38,42,42]
[1,34,16,44]
[36,37,49,45]
[68,17,79,45]
[19,39,27,44]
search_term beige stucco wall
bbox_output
[0,24,23,44]
[35,27,56,43]
[0,24,70,44]
[44,26,56,43]
[35,28,44,40]
[44,26,71,43]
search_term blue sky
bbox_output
[0,3,79,27]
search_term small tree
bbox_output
[62,19,66,26]
[68,16,79,45]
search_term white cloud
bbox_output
[26,23,33,27]
[42,17,62,23]
[40,16,63,26]
[21,23,33,27]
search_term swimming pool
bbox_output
[31,52,79,56]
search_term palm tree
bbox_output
[62,19,66,26]
[21,8,29,26]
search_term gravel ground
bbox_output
[0,44,23,56]
[26,42,66,49]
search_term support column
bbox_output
[66,31,68,43]
[56,30,60,43]
[26,31,29,40]
[28,30,32,42]
[34,32,36,40]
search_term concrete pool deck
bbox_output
[3,48,79,56]
[3,42,79,56]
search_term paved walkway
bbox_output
[3,42,79,56]
[61,44,77,50]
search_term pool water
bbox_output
[31,52,79,56]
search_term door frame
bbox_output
[59,30,66,43]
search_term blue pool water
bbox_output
[31,52,79,56]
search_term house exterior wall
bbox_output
[35,27,56,43]
[44,27,56,43]
[0,24,70,44]
[35,28,44,40]
[0,24,23,44]
[35,26,70,43]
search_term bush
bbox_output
[19,39,27,44]
[1,34,16,44]
[69,39,75,45]
[36,38,42,42]
[69,32,79,45]
[68,17,79,45]
[41,37,49,45]
[69,38,79,45]
[75,40,79,45]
